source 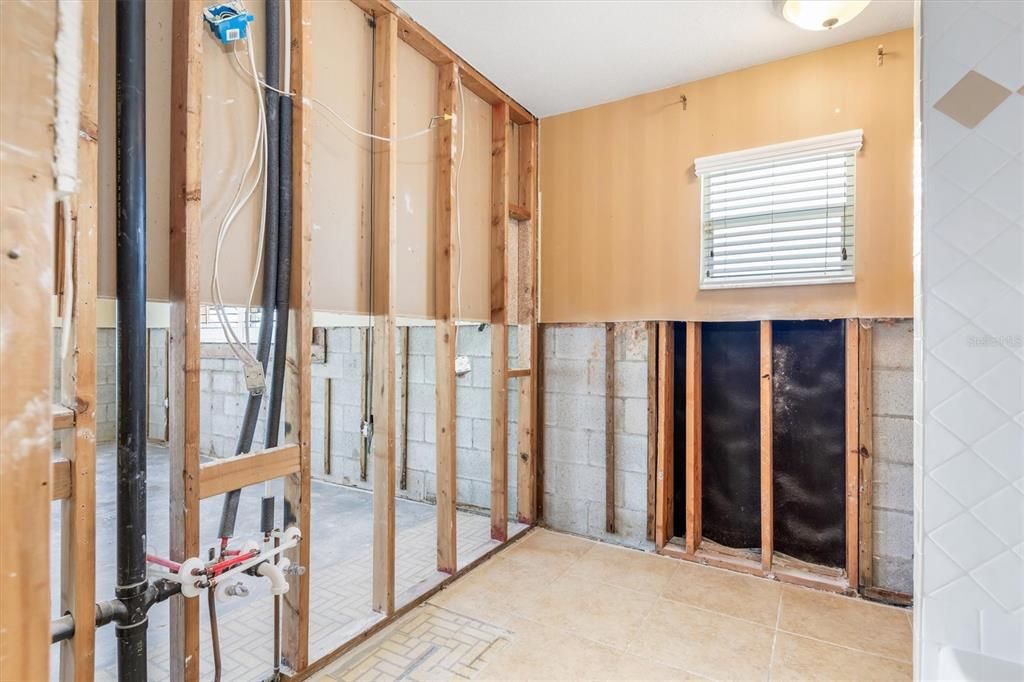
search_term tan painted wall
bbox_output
[539,30,914,323]
[96,0,493,321]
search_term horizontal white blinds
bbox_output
[696,130,861,289]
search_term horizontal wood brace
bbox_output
[507,367,531,378]
[509,203,531,221]
[198,444,301,500]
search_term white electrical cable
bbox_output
[232,51,441,145]
[210,29,268,370]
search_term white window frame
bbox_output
[695,129,863,290]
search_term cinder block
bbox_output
[408,383,434,413]
[406,411,425,443]
[555,326,603,360]
[551,461,605,503]
[614,322,649,362]
[472,418,490,451]
[586,429,607,468]
[455,416,473,449]
[406,441,435,473]
[407,355,425,384]
[212,371,236,394]
[873,461,913,513]
[874,369,913,417]
[456,386,490,419]
[544,358,591,396]
[874,415,913,465]
[456,326,490,357]
[873,508,913,559]
[341,404,362,433]
[873,555,913,594]
[455,446,486,483]
[471,357,492,388]
[399,469,427,503]
[614,361,648,399]
[423,355,436,384]
[543,426,589,464]
[615,433,648,474]
[615,470,648,513]
[873,321,913,370]
[623,397,648,435]
[552,393,604,431]
[542,494,589,535]
[408,327,435,355]
[424,412,436,444]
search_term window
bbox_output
[695,130,862,289]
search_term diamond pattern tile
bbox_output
[921,4,1024,664]
[934,71,1013,129]
[930,451,1006,508]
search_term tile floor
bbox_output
[316,528,913,681]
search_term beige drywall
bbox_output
[539,30,915,323]
[96,0,493,321]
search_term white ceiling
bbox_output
[393,0,914,118]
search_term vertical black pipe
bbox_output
[266,96,293,448]
[218,0,282,540]
[115,0,149,678]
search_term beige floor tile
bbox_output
[771,632,913,681]
[567,541,677,595]
[428,556,545,627]
[510,572,658,651]
[661,560,782,626]
[627,599,774,681]
[602,654,708,681]
[501,528,594,577]
[476,615,623,680]
[778,586,912,662]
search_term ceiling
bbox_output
[393,0,914,118]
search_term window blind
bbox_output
[695,130,862,289]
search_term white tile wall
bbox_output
[917,1,1024,677]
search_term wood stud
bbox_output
[858,322,874,589]
[605,324,616,533]
[845,319,860,589]
[760,321,773,574]
[655,322,675,549]
[490,100,510,542]
[685,321,702,555]
[434,61,459,574]
[168,2,205,678]
[370,10,398,617]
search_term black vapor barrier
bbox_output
[672,322,687,538]
[700,322,761,550]
[772,320,847,568]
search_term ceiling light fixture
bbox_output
[775,0,871,31]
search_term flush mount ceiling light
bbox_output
[775,0,871,30]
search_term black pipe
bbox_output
[50,581,180,645]
[265,92,293,448]
[115,0,149,678]
[218,0,282,541]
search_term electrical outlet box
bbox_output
[455,355,472,377]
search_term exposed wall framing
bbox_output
[14,0,537,675]
[655,318,875,597]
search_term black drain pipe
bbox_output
[265,73,293,449]
[115,0,149,677]
[218,0,282,541]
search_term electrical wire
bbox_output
[231,49,444,145]
[210,30,269,372]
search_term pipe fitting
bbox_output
[257,561,290,596]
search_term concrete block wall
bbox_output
[147,329,168,441]
[51,327,117,444]
[871,319,914,594]
[541,323,652,550]
[201,325,519,515]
